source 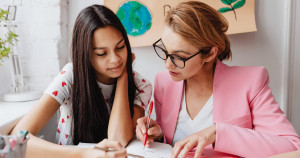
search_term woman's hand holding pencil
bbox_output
[136,102,164,148]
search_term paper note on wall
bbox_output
[104,0,256,47]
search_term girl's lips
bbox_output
[169,71,179,76]
[109,64,122,71]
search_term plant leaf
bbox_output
[233,0,246,9]
[218,7,233,13]
[221,0,232,5]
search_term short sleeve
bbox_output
[133,71,152,110]
[44,63,73,105]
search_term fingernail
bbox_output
[142,129,146,134]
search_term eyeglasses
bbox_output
[152,38,205,69]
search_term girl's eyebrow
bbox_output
[161,39,191,55]
[116,39,124,45]
[93,39,124,50]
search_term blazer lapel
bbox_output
[162,80,184,145]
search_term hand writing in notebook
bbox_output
[136,116,164,148]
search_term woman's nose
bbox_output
[165,56,175,69]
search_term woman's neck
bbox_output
[185,63,215,94]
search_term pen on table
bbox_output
[94,146,144,158]
[143,101,153,149]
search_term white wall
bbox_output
[0,0,68,97]
[289,0,300,134]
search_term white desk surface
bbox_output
[0,100,37,134]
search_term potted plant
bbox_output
[0,8,18,65]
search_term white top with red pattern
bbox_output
[44,63,152,145]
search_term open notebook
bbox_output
[78,139,173,158]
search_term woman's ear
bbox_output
[205,46,218,63]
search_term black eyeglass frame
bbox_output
[152,38,205,69]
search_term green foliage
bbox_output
[0,8,18,65]
[218,0,246,20]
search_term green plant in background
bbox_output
[218,0,246,20]
[0,8,18,65]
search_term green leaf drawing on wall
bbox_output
[218,0,246,20]
[219,7,232,13]
[233,0,246,9]
[221,0,238,5]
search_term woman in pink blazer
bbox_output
[136,1,300,158]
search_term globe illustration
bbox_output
[116,1,152,37]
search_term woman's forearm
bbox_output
[108,72,133,146]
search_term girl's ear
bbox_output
[205,46,218,63]
[131,53,135,63]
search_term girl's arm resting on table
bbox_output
[10,94,125,158]
[25,133,83,158]
[25,133,126,158]
[11,94,60,136]
[10,94,82,158]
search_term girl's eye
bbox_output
[116,45,125,50]
[96,52,106,56]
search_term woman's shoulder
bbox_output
[218,60,268,78]
[224,64,268,79]
[218,63,270,90]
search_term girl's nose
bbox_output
[110,51,120,63]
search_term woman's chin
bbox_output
[170,75,183,82]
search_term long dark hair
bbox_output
[71,5,137,145]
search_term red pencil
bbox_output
[143,101,153,148]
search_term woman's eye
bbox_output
[116,45,125,50]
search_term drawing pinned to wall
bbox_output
[116,1,152,36]
[218,0,246,20]
[104,0,256,47]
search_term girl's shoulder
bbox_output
[59,63,74,82]
[132,71,152,88]
[132,71,153,109]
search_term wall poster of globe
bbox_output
[104,0,256,47]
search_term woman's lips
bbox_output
[169,71,179,76]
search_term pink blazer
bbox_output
[154,60,300,157]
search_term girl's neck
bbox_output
[96,74,115,85]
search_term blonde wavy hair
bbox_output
[165,1,232,61]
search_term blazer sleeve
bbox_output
[154,73,163,129]
[214,67,300,157]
